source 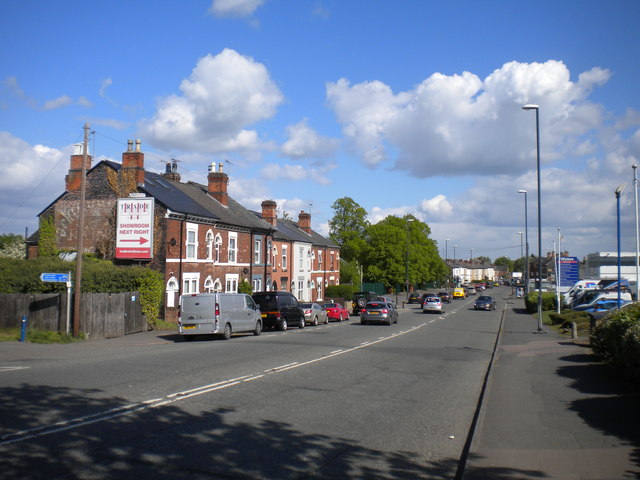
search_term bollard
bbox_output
[571,321,577,340]
[20,316,27,342]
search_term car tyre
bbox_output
[298,316,305,329]
[253,320,262,336]
[279,319,288,331]
[324,315,329,324]
[338,314,343,322]
[222,323,232,340]
[313,316,318,326]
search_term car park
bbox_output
[437,291,452,303]
[360,300,398,325]
[474,295,497,311]
[252,291,306,331]
[408,292,422,304]
[300,302,329,325]
[179,293,262,340]
[352,291,380,316]
[422,295,445,314]
[321,302,350,322]
[453,288,466,299]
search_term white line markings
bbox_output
[1,322,428,446]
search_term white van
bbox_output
[179,293,262,340]
[563,279,599,306]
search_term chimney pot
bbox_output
[127,139,133,152]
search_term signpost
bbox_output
[559,256,580,288]
[40,271,72,334]
[116,197,154,259]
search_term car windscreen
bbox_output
[425,297,439,302]
[300,303,313,308]
[322,303,336,308]
[365,302,385,308]
[478,296,491,301]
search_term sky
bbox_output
[1,0,640,263]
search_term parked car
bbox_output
[573,297,631,312]
[300,302,329,325]
[453,288,466,299]
[360,301,398,325]
[437,291,452,303]
[322,302,350,322]
[474,295,497,311]
[251,291,306,331]
[408,292,422,304]
[179,293,262,340]
[422,295,445,314]
[352,291,380,316]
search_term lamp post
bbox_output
[633,165,639,301]
[405,218,414,299]
[518,190,530,295]
[518,232,524,261]
[522,104,543,333]
[616,184,626,308]
[445,238,450,288]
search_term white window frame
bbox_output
[272,246,278,272]
[297,279,304,300]
[282,245,288,271]
[254,237,262,264]
[214,234,222,263]
[225,274,239,293]
[299,247,304,271]
[252,278,262,292]
[182,272,200,294]
[205,230,214,260]
[166,277,179,308]
[228,232,237,264]
[186,223,198,260]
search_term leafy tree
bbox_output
[494,256,513,272]
[0,234,25,259]
[329,197,369,262]
[475,255,491,264]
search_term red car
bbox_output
[322,302,350,322]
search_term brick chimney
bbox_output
[261,200,277,227]
[121,139,145,185]
[298,210,311,234]
[65,143,92,192]
[208,162,228,206]
[162,159,181,182]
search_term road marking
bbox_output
[0,322,428,446]
[0,366,29,372]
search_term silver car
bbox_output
[360,301,398,326]
[422,295,445,314]
[300,302,329,326]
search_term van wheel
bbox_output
[279,319,288,331]
[222,323,232,340]
[313,316,318,326]
[298,316,305,329]
[253,320,262,336]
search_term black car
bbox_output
[352,291,380,315]
[474,295,497,311]
[252,291,306,330]
[408,293,422,304]
[437,291,452,303]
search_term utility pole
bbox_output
[73,123,89,337]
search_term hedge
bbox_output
[524,291,557,313]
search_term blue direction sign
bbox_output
[40,272,70,283]
[558,257,580,287]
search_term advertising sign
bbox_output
[116,197,154,259]
[559,256,579,287]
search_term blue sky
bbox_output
[1,0,640,262]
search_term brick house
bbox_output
[32,140,340,322]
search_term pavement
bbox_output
[462,294,640,480]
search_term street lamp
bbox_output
[633,165,639,302]
[405,218,414,299]
[616,184,626,308]
[522,104,543,333]
[518,189,530,295]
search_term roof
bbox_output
[256,215,339,248]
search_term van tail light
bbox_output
[215,302,220,317]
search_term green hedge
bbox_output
[548,310,589,326]
[590,303,640,382]
[524,291,557,313]
[0,257,164,325]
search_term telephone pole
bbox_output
[73,123,89,337]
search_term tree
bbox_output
[0,234,25,259]
[329,197,370,284]
[494,256,513,272]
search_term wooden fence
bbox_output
[0,292,146,339]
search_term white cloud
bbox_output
[281,119,339,159]
[259,163,332,185]
[326,60,612,178]
[139,49,283,155]
[41,95,73,111]
[208,0,264,17]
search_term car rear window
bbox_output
[252,294,278,311]
[426,297,439,302]
[366,302,385,308]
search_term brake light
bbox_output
[361,309,367,314]
[215,302,220,317]
[305,309,312,314]
[382,309,388,314]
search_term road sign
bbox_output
[116,197,154,259]
[40,272,70,283]
[559,256,580,287]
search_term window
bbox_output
[212,279,222,292]
[318,250,323,270]
[182,273,200,294]
[267,240,272,265]
[297,279,304,300]
[214,234,222,263]
[299,247,304,271]
[226,274,239,293]
[204,276,214,292]
[186,224,198,260]
[282,246,288,271]
[166,277,178,308]
[330,252,335,270]
[254,238,262,264]
[252,278,262,292]
[272,246,278,272]
[205,230,214,260]
[228,233,237,263]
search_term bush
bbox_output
[524,291,557,313]
[590,304,640,381]
[549,310,589,327]
[326,284,356,300]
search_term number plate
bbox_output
[369,311,379,315]
[183,324,196,329]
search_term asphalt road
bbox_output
[0,288,507,479]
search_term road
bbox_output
[0,288,506,479]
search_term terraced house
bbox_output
[31,140,340,322]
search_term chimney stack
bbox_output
[208,162,229,206]
[122,139,145,185]
[261,200,277,227]
[65,143,92,192]
[162,159,181,182]
[298,210,311,233]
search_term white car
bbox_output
[422,295,445,314]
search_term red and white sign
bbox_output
[116,197,154,259]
